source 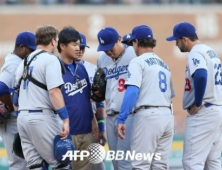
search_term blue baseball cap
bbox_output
[97,27,120,51]
[121,33,132,44]
[15,31,36,50]
[54,135,75,165]
[129,25,153,42]
[166,22,197,41]
[80,33,89,48]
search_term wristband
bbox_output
[55,106,69,120]
[97,117,105,132]
[96,102,104,108]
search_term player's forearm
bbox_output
[49,87,65,109]
[49,87,69,119]
[118,85,139,124]
[96,102,106,132]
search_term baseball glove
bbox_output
[0,104,11,124]
[91,68,107,102]
[13,133,24,159]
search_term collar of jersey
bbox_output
[113,44,128,62]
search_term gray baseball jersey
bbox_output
[182,44,222,170]
[125,52,174,169]
[15,49,65,168]
[183,44,222,109]
[15,49,64,110]
[98,45,136,170]
[97,46,136,115]
[126,52,175,108]
[0,53,27,170]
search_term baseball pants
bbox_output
[106,114,134,170]
[17,109,62,169]
[183,105,222,170]
[0,115,27,170]
[72,132,105,170]
[131,107,174,170]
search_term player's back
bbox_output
[191,44,222,105]
[132,53,174,109]
[16,49,63,110]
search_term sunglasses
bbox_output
[80,46,85,51]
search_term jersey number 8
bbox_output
[159,71,167,92]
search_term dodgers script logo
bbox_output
[64,79,87,96]
[103,64,129,80]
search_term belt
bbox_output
[18,110,43,113]
[204,103,212,107]
[133,106,169,114]
[108,111,134,116]
[187,103,213,110]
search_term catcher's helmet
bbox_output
[53,135,75,165]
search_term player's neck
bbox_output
[137,47,153,56]
[189,40,201,52]
[37,45,54,53]
[60,54,73,65]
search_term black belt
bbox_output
[108,111,133,116]
[133,106,169,114]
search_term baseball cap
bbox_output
[54,135,75,165]
[121,33,132,44]
[97,27,119,51]
[166,22,197,41]
[128,25,154,42]
[15,31,36,50]
[80,33,89,48]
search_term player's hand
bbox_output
[59,118,69,140]
[188,105,201,115]
[117,124,126,140]
[98,132,107,146]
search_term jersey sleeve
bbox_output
[125,59,143,88]
[0,62,22,88]
[188,52,207,76]
[170,78,175,98]
[14,60,24,87]
[45,57,64,90]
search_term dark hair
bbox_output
[14,44,35,52]
[57,26,81,53]
[188,35,199,41]
[136,39,156,48]
[35,25,58,46]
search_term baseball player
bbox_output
[77,33,106,170]
[15,25,70,170]
[0,31,36,170]
[166,22,222,170]
[57,26,97,170]
[117,25,175,170]
[97,26,137,170]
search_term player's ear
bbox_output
[59,43,67,51]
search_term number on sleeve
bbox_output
[158,71,167,92]
[118,78,125,92]
[214,64,222,85]
[185,78,191,91]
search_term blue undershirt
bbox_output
[193,69,207,107]
[118,85,140,124]
[0,81,10,96]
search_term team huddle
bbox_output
[0,21,221,170]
